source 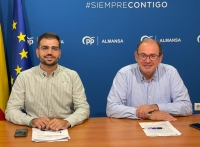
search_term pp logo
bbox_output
[82,36,95,45]
[27,37,34,46]
[197,35,200,43]
[140,35,153,41]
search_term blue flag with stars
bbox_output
[11,0,32,85]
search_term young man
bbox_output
[106,39,192,121]
[6,32,90,131]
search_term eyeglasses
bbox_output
[137,53,159,61]
[39,46,60,52]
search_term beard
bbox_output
[39,55,59,66]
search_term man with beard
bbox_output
[106,39,192,121]
[6,32,90,131]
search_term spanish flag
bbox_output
[0,23,9,120]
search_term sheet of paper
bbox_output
[32,128,70,142]
[139,121,181,137]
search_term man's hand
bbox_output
[45,119,70,131]
[31,117,51,129]
[136,104,159,119]
[149,111,177,121]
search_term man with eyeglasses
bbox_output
[106,39,192,121]
[6,32,90,131]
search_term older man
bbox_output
[106,39,192,121]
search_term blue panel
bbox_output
[1,0,200,116]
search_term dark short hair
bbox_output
[136,39,163,55]
[37,32,61,48]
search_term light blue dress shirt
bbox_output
[106,63,192,119]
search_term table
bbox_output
[0,114,200,147]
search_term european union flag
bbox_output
[11,0,32,85]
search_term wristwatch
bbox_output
[147,111,152,118]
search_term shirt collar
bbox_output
[37,64,60,78]
[136,64,158,82]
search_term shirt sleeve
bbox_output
[106,71,139,119]
[157,69,193,116]
[64,71,90,127]
[5,74,35,126]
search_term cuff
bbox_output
[29,119,33,127]
[156,103,167,112]
[64,117,76,128]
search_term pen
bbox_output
[148,127,162,129]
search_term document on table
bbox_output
[32,128,70,142]
[139,121,181,137]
